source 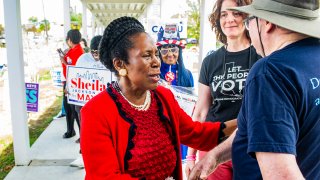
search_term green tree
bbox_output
[187,0,200,43]
[39,19,50,38]
[28,16,38,23]
[70,12,82,30]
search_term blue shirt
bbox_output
[232,38,320,180]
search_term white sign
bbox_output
[51,67,64,87]
[173,89,197,116]
[147,18,188,40]
[66,66,112,106]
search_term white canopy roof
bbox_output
[84,0,152,27]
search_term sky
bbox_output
[0,0,83,25]
[0,0,189,26]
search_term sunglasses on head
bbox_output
[160,46,179,56]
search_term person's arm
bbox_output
[188,130,236,180]
[256,152,305,180]
[185,83,212,177]
[192,83,212,122]
[80,105,138,179]
[60,56,68,65]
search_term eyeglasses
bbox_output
[244,16,256,30]
[160,46,179,56]
[91,50,98,55]
[91,50,99,59]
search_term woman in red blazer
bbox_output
[80,16,236,180]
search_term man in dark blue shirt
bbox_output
[189,0,320,179]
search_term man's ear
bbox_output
[264,20,277,33]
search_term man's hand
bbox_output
[189,130,237,179]
[188,152,218,180]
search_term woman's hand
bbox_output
[185,160,196,178]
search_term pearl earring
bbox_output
[119,69,127,76]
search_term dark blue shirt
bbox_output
[232,38,320,180]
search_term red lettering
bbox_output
[77,93,84,100]
[85,83,91,90]
[78,78,82,89]
[73,78,106,92]
[71,78,77,88]
[85,94,92,101]
[95,80,99,91]
[100,84,106,91]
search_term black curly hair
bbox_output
[99,16,145,75]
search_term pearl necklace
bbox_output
[113,82,151,111]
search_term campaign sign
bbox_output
[67,66,112,106]
[51,68,64,87]
[173,88,197,116]
[147,18,188,40]
[25,83,39,112]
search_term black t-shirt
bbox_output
[199,46,261,122]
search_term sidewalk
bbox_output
[5,117,85,180]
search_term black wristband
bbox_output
[218,122,226,144]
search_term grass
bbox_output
[0,95,62,179]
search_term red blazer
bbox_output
[81,85,221,180]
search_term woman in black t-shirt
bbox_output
[185,0,261,179]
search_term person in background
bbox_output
[189,0,320,179]
[69,35,104,168]
[54,48,69,120]
[80,38,90,53]
[185,0,261,179]
[156,24,195,162]
[74,35,105,133]
[61,29,84,139]
[80,16,237,180]
[156,25,194,87]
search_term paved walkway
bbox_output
[5,117,85,180]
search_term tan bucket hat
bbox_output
[228,0,320,38]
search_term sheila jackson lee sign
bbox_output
[66,66,112,106]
